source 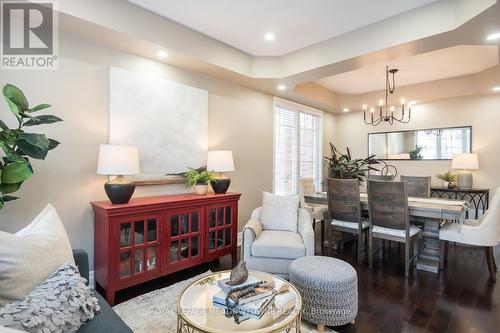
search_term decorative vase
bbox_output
[194,183,208,195]
[447,181,456,189]
[443,181,449,188]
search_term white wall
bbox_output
[331,95,500,191]
[0,31,336,267]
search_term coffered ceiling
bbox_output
[315,45,499,94]
[126,0,438,56]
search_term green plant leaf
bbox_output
[4,97,22,121]
[2,195,18,202]
[0,119,8,131]
[0,198,3,210]
[0,181,23,194]
[15,132,50,160]
[48,138,60,150]
[23,115,63,126]
[1,161,33,184]
[3,84,29,111]
[27,104,51,112]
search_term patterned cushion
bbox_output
[372,225,421,238]
[331,219,369,229]
[0,263,100,333]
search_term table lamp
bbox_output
[451,153,479,189]
[97,144,140,204]
[207,150,234,194]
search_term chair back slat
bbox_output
[368,174,395,181]
[327,178,361,226]
[400,175,431,198]
[367,180,409,232]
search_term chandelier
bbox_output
[363,66,411,126]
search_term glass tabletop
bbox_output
[177,270,301,333]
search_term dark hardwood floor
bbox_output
[112,227,499,333]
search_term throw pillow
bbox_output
[260,191,299,232]
[0,204,75,306]
[0,263,100,333]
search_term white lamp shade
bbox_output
[207,150,234,172]
[451,153,479,170]
[97,144,140,175]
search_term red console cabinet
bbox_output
[91,192,241,305]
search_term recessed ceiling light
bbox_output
[486,32,500,41]
[342,108,349,112]
[277,84,286,91]
[408,101,416,105]
[492,86,500,92]
[157,51,168,58]
[265,33,275,41]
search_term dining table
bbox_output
[304,192,468,274]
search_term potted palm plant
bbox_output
[184,167,216,195]
[324,143,380,180]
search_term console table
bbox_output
[91,192,241,305]
[430,187,489,219]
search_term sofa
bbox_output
[72,249,132,333]
[242,207,314,278]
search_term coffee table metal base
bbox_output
[177,312,302,333]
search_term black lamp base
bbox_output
[210,178,231,194]
[104,181,136,204]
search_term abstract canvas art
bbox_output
[108,67,208,184]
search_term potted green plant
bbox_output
[324,143,380,180]
[184,167,215,195]
[437,171,457,189]
[409,145,424,160]
[0,84,62,210]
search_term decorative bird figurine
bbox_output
[225,261,249,286]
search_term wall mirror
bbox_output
[368,126,471,160]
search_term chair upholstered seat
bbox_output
[251,230,305,260]
[372,225,420,238]
[331,219,369,230]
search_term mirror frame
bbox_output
[367,125,472,161]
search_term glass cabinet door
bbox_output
[118,215,160,279]
[167,208,202,266]
[207,205,234,253]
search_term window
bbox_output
[273,98,323,195]
[415,127,471,159]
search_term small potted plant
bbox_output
[184,167,216,195]
[437,171,457,189]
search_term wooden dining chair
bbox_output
[368,174,395,181]
[400,175,431,198]
[367,180,421,277]
[327,178,369,264]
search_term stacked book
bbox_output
[212,275,295,323]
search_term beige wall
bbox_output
[0,31,336,267]
[330,95,500,191]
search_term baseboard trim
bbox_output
[89,270,95,288]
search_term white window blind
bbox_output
[273,98,323,195]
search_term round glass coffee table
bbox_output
[177,270,302,333]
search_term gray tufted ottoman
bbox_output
[289,256,358,332]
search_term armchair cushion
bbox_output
[251,230,305,260]
[261,192,299,232]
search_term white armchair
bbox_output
[439,187,500,281]
[242,207,314,279]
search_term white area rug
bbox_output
[113,271,337,333]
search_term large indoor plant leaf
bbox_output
[15,132,50,159]
[0,182,23,195]
[1,161,33,184]
[23,115,63,126]
[3,84,29,111]
[27,104,51,112]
